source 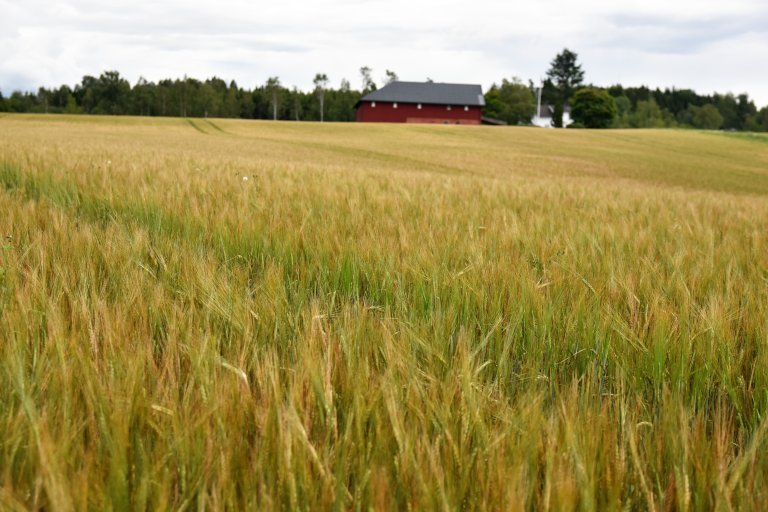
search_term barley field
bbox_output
[1,114,768,511]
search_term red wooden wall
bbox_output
[356,102,481,124]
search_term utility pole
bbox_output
[537,79,543,119]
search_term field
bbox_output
[1,114,768,510]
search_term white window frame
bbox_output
[417,103,422,109]
[371,101,376,108]
[393,102,398,109]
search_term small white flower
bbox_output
[243,176,249,181]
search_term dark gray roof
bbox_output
[359,81,485,107]
[536,104,571,118]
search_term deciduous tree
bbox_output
[689,104,723,130]
[483,78,536,125]
[313,73,329,122]
[265,77,281,120]
[632,99,666,128]
[570,88,616,128]
[360,67,375,94]
[383,70,398,85]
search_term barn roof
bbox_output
[358,81,485,107]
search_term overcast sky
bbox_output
[2,0,767,105]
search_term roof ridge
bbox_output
[359,81,485,107]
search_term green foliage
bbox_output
[265,77,282,120]
[483,78,535,125]
[539,78,560,107]
[63,94,80,114]
[482,89,505,121]
[631,99,669,128]
[755,107,768,131]
[1,72,366,122]
[570,88,617,128]
[612,95,632,127]
[383,69,399,85]
[325,86,361,122]
[713,93,740,130]
[553,102,564,128]
[689,104,724,130]
[76,71,132,115]
[359,66,376,94]
[608,86,765,132]
[710,93,756,131]
[313,73,330,122]
[546,48,585,105]
[3,68,767,131]
[8,91,36,112]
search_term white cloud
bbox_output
[1,0,767,106]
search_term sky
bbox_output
[2,0,767,106]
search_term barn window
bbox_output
[464,106,469,111]
[371,102,376,108]
[447,105,452,111]
[417,104,422,109]
[393,102,398,109]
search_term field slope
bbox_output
[1,114,768,510]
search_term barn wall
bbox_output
[356,102,481,124]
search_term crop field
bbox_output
[1,114,768,510]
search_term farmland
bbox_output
[1,114,768,510]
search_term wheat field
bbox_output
[1,114,768,510]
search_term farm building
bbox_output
[531,103,574,128]
[355,81,485,124]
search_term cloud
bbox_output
[598,11,768,54]
[1,0,767,106]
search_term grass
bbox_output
[1,114,768,510]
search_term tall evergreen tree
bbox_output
[546,48,585,106]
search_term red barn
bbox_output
[355,81,485,124]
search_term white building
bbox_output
[531,104,573,128]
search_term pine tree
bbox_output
[546,48,585,106]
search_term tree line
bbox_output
[2,56,767,131]
[484,49,768,131]
[0,70,371,122]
